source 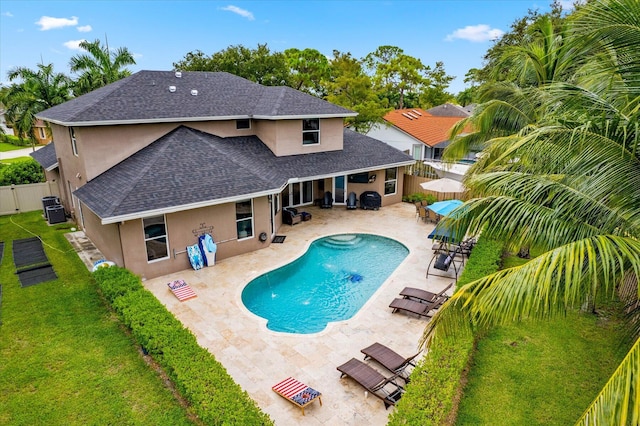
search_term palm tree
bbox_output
[69,38,135,96]
[425,0,640,423]
[3,63,71,145]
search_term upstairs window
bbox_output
[143,215,169,261]
[302,119,320,145]
[384,167,397,195]
[236,119,251,130]
[70,127,78,156]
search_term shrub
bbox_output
[389,237,504,425]
[0,158,45,185]
[403,193,438,204]
[0,133,30,146]
[93,267,272,425]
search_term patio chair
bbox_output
[337,358,405,409]
[399,283,453,304]
[361,342,421,379]
[283,207,302,225]
[417,206,428,222]
[389,297,444,318]
[346,191,358,209]
[272,377,322,416]
[321,191,333,209]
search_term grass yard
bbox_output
[0,142,28,152]
[0,212,194,425]
[454,254,630,425]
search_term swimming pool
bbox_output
[241,234,408,334]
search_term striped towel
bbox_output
[272,377,318,405]
[167,279,197,301]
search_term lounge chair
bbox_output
[283,207,302,225]
[361,342,420,379]
[389,297,444,318]
[272,377,322,416]
[399,283,453,304]
[337,358,405,409]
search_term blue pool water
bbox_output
[241,234,408,334]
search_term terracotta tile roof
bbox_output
[383,108,470,147]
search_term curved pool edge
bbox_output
[236,232,412,336]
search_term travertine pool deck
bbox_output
[143,202,460,425]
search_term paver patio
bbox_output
[143,202,459,425]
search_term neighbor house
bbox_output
[35,71,414,279]
[366,105,473,162]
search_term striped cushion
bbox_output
[272,377,308,399]
[167,279,197,301]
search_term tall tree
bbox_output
[3,63,71,144]
[174,44,290,86]
[425,1,640,424]
[283,48,329,96]
[69,38,136,96]
[324,50,389,133]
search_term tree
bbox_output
[324,50,389,133]
[418,61,455,108]
[283,48,330,96]
[426,0,640,423]
[69,38,135,96]
[174,44,290,86]
[3,63,71,146]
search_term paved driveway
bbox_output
[143,202,459,425]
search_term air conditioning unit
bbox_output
[46,205,66,224]
[42,196,59,215]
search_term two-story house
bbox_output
[36,71,414,279]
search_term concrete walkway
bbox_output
[0,145,43,160]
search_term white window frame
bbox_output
[143,215,170,262]
[384,167,398,196]
[70,127,78,157]
[236,199,254,240]
[38,127,46,139]
[302,118,320,145]
[236,119,251,130]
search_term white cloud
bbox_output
[2,11,13,17]
[77,25,92,32]
[63,39,86,50]
[445,24,504,42]
[36,16,79,31]
[220,5,254,21]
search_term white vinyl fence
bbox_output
[0,181,60,216]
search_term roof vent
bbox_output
[401,113,413,120]
[175,71,182,78]
[191,89,198,96]
[412,109,422,116]
[169,86,176,93]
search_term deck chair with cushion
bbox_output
[361,342,421,379]
[283,207,302,225]
[337,358,405,409]
[399,283,453,304]
[389,296,444,318]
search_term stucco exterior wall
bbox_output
[82,206,124,266]
[255,118,343,157]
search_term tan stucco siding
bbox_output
[82,205,124,267]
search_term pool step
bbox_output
[322,234,363,248]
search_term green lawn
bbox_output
[0,212,195,425]
[455,254,629,425]
[0,142,28,152]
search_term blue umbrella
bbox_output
[427,199,463,216]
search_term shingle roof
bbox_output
[425,103,471,117]
[74,126,414,223]
[37,71,356,125]
[383,108,469,147]
[30,143,58,171]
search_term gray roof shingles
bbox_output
[37,71,354,124]
[30,143,57,170]
[74,126,414,221]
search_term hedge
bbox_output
[0,158,45,185]
[93,266,272,425]
[389,237,504,425]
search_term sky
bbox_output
[0,1,572,94]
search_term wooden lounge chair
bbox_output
[337,358,405,409]
[399,283,453,304]
[361,342,421,379]
[389,297,444,318]
[272,377,322,416]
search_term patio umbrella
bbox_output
[427,199,463,216]
[428,224,461,243]
[420,178,466,193]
